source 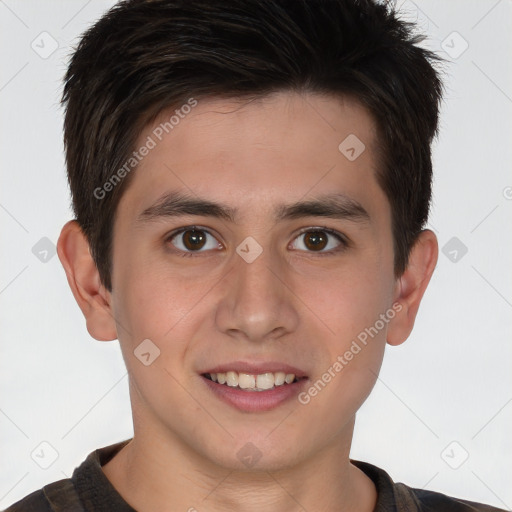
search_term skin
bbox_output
[57,91,438,512]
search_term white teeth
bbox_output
[226,371,238,387]
[274,371,286,386]
[238,373,256,389]
[285,373,295,384]
[206,371,299,391]
[256,373,274,390]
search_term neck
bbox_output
[102,419,377,512]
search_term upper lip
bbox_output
[201,361,308,378]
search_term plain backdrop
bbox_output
[1,0,511,509]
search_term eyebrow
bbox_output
[136,190,370,225]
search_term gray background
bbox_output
[1,0,511,509]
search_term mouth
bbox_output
[202,370,306,392]
[199,363,309,412]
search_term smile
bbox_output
[201,370,309,412]
[204,371,301,391]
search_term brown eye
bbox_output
[303,231,328,251]
[291,228,345,254]
[168,227,220,253]
[182,229,206,250]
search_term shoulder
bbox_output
[395,482,508,512]
[2,478,83,512]
[2,488,52,512]
[351,459,507,512]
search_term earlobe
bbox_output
[57,220,118,341]
[386,229,438,346]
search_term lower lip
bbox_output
[200,375,308,412]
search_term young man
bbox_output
[3,0,506,511]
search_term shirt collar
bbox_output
[71,439,402,512]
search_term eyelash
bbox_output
[292,227,348,256]
[164,225,348,258]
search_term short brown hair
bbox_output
[62,0,444,291]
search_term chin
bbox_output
[202,434,306,474]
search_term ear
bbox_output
[57,220,117,341]
[387,229,438,346]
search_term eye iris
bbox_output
[304,231,327,251]
[183,229,206,250]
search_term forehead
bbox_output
[117,91,385,221]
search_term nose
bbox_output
[215,241,300,343]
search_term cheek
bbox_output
[111,251,223,348]
[296,270,390,431]
[311,283,388,384]
[302,259,393,338]
[296,255,392,403]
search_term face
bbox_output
[108,91,399,471]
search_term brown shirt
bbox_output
[2,439,507,512]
